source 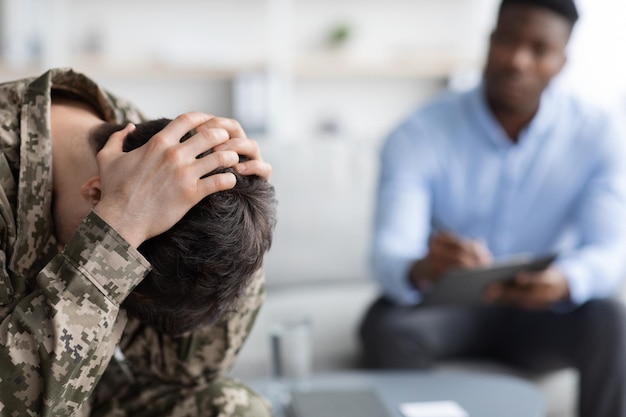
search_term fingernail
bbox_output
[236,163,246,173]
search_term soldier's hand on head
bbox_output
[206,117,272,181]
[93,112,239,248]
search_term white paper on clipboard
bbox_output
[399,400,469,417]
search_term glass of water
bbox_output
[269,316,313,380]
[268,316,313,408]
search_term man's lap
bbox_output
[359,296,626,372]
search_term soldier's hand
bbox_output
[208,117,272,181]
[93,112,239,248]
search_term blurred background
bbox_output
[3,0,624,140]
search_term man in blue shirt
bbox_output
[360,1,626,416]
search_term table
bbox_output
[245,370,545,417]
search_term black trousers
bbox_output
[359,297,626,417]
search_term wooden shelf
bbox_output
[0,56,266,83]
[293,50,480,80]
[0,48,482,83]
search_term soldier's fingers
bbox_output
[195,150,240,179]
[184,127,230,158]
[97,123,136,160]
[200,117,247,139]
[155,112,215,145]
[214,137,261,159]
[234,160,272,181]
[199,172,237,196]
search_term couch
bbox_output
[229,139,578,417]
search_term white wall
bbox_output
[0,6,621,165]
[558,0,626,116]
[0,0,501,142]
[2,0,624,127]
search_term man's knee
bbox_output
[579,298,626,335]
[359,298,433,369]
[576,298,626,357]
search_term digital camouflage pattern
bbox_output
[0,68,270,416]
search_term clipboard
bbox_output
[422,253,558,306]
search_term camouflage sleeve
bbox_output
[115,269,265,386]
[0,210,150,416]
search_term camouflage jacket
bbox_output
[0,69,264,416]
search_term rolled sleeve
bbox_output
[557,259,595,305]
[555,117,626,305]
[556,244,626,306]
[370,123,436,306]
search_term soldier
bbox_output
[0,68,275,416]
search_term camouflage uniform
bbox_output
[0,68,271,417]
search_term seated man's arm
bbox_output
[0,212,150,416]
[554,116,626,305]
[488,115,626,310]
[371,124,436,305]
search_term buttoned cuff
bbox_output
[62,210,151,306]
[555,260,590,306]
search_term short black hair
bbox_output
[499,0,579,25]
[90,118,277,335]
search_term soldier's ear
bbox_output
[80,176,101,207]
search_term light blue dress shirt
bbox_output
[372,84,626,306]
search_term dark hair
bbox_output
[499,0,579,26]
[90,119,277,335]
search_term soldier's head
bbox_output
[484,0,577,114]
[83,118,276,335]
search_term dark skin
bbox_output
[485,4,570,140]
[409,5,572,310]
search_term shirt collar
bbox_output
[468,82,558,150]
